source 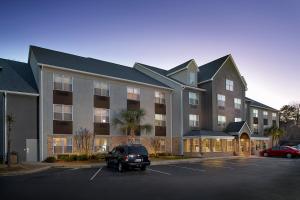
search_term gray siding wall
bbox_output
[169,62,198,86]
[42,67,172,158]
[198,82,212,130]
[6,94,38,162]
[0,93,4,159]
[212,59,246,131]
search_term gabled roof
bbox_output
[198,55,230,83]
[135,62,168,76]
[30,46,171,90]
[245,97,278,112]
[167,59,194,76]
[225,121,246,133]
[184,129,234,138]
[0,58,38,94]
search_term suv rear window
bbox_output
[128,146,148,155]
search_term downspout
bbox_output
[170,92,173,154]
[39,66,44,161]
[180,89,184,155]
[3,92,7,163]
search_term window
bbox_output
[263,111,268,118]
[53,137,72,154]
[253,124,258,133]
[189,114,199,127]
[155,114,166,127]
[201,139,211,152]
[53,74,72,91]
[53,104,73,121]
[226,79,233,91]
[253,109,258,117]
[234,98,241,109]
[127,87,140,100]
[263,111,268,126]
[235,117,242,122]
[192,139,200,152]
[94,81,109,96]
[155,91,165,104]
[94,108,109,123]
[272,113,277,120]
[217,94,226,107]
[189,92,199,105]
[227,140,233,152]
[218,115,226,126]
[189,71,196,84]
[212,139,222,152]
[94,138,108,153]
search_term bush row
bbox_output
[44,153,107,163]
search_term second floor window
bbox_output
[94,108,109,123]
[234,98,241,109]
[189,114,199,127]
[189,92,199,105]
[253,124,258,133]
[53,104,73,121]
[226,79,234,91]
[127,87,140,101]
[155,114,166,126]
[94,81,109,96]
[155,91,165,104]
[53,74,72,91]
[217,94,226,107]
[218,115,226,126]
[189,71,196,84]
[235,117,242,122]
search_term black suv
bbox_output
[105,144,151,172]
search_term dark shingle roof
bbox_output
[184,129,233,137]
[30,46,170,89]
[198,55,230,83]
[225,121,246,133]
[0,58,38,94]
[135,63,168,76]
[245,97,278,111]
[167,59,194,75]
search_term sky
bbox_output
[0,0,299,109]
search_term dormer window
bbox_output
[189,71,196,85]
[226,79,234,91]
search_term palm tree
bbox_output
[6,114,15,167]
[265,126,285,146]
[113,109,152,143]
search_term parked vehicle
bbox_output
[292,144,300,150]
[260,146,300,158]
[105,144,151,172]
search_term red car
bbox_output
[260,146,300,158]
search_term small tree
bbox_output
[6,114,15,167]
[113,109,152,143]
[74,128,95,155]
[150,137,161,157]
[265,126,285,146]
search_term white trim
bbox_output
[182,85,206,92]
[250,136,270,141]
[41,63,173,91]
[166,59,198,76]
[4,92,7,162]
[197,79,212,85]
[238,122,252,136]
[183,135,235,139]
[0,90,39,96]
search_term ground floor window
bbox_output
[212,139,222,152]
[53,137,72,154]
[192,139,200,152]
[184,139,191,152]
[226,140,233,152]
[94,138,109,153]
[201,139,210,152]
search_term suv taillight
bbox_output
[124,155,128,161]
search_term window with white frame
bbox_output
[189,92,199,105]
[155,91,165,104]
[235,117,242,122]
[217,94,226,107]
[263,111,268,126]
[226,79,234,91]
[253,109,258,117]
[234,98,241,109]
[189,114,199,127]
[94,108,109,123]
[189,71,196,84]
[272,113,277,120]
[127,87,140,100]
[201,139,211,152]
[53,104,73,121]
[263,111,268,118]
[253,124,258,133]
[94,138,108,153]
[94,81,109,96]
[218,115,226,126]
[212,139,222,152]
[53,74,72,91]
[53,137,72,154]
[155,114,166,127]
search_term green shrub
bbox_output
[77,154,88,161]
[68,155,78,161]
[44,156,56,163]
[57,154,70,161]
[157,152,172,157]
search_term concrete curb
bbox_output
[0,166,51,176]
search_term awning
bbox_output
[184,130,235,140]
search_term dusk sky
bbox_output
[1,0,299,109]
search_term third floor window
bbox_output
[217,94,226,107]
[53,74,72,92]
[94,81,109,97]
[155,91,165,104]
[234,98,241,109]
[189,92,199,105]
[226,79,234,91]
[127,87,140,101]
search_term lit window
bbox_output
[53,104,73,121]
[218,115,226,126]
[234,98,241,109]
[217,94,226,107]
[155,114,166,127]
[253,109,258,117]
[127,87,140,100]
[94,138,108,153]
[53,137,72,154]
[189,71,196,84]
[189,92,199,105]
[94,108,109,123]
[235,118,242,122]
[201,139,211,152]
[192,138,200,152]
[226,79,234,91]
[263,111,268,118]
[94,81,109,96]
[53,74,72,91]
[155,91,165,104]
[189,114,199,127]
[227,140,233,152]
[212,139,222,152]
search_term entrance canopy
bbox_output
[225,121,252,138]
[184,130,234,140]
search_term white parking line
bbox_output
[69,168,79,171]
[169,165,206,172]
[148,168,171,175]
[89,167,103,181]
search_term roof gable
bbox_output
[166,59,195,76]
[246,97,278,112]
[225,121,246,133]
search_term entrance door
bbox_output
[240,133,250,156]
[26,139,37,162]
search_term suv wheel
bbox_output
[286,153,292,159]
[118,162,123,172]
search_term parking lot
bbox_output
[1,157,299,200]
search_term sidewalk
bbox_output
[0,163,51,176]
